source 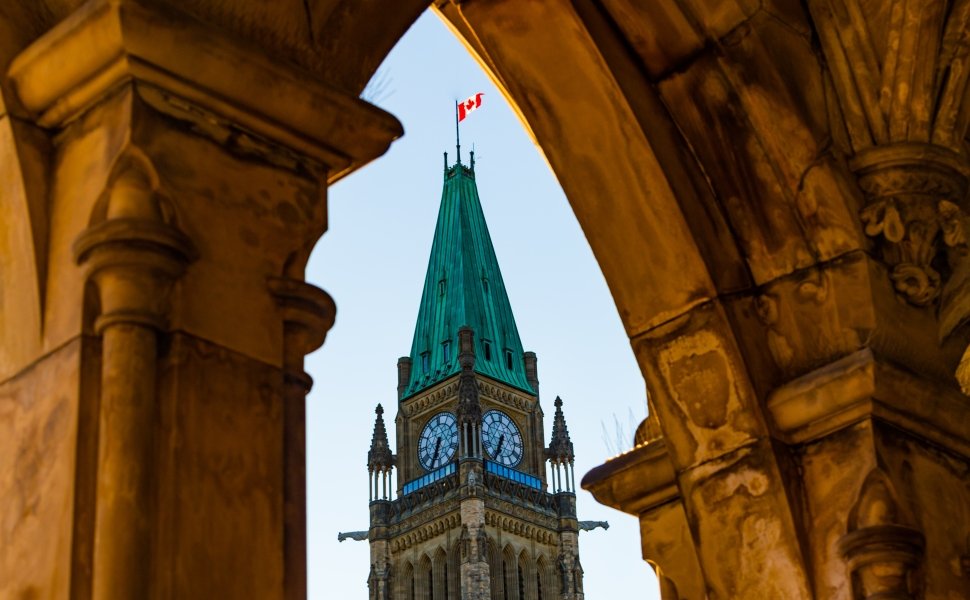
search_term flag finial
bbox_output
[455,100,461,165]
[456,93,484,167]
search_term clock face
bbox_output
[482,410,524,467]
[418,412,459,471]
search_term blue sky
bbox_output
[306,10,659,599]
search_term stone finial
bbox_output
[547,396,575,463]
[368,404,394,470]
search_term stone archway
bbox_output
[1,1,969,599]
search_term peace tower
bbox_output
[362,153,587,600]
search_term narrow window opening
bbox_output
[503,563,509,600]
[482,277,490,294]
[428,566,434,600]
[505,350,513,370]
[442,340,452,363]
[444,562,449,599]
[537,570,543,600]
[518,565,525,600]
[438,278,446,296]
[421,352,430,373]
[483,340,492,361]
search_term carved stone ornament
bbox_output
[853,143,970,307]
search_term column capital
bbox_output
[73,152,196,332]
[267,276,336,359]
[6,0,402,182]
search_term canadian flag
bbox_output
[458,93,484,122]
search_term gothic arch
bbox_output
[535,555,554,600]
[432,546,448,600]
[516,549,532,600]
[502,545,518,600]
[486,538,502,600]
[447,539,461,599]
[398,561,415,600]
[2,1,970,598]
[417,554,433,600]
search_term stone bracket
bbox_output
[767,348,970,457]
[581,438,678,516]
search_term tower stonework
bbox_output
[364,156,584,599]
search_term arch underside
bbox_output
[1,0,969,598]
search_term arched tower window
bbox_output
[536,555,548,600]
[399,562,414,600]
[433,547,447,600]
[502,545,517,600]
[517,550,532,600]
[487,540,502,600]
[448,542,461,599]
[418,555,432,600]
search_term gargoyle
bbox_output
[578,521,609,532]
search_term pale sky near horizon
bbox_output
[305,10,660,599]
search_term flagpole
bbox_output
[455,99,461,165]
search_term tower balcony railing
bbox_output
[402,462,457,496]
[485,460,543,491]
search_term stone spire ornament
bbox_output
[368,404,394,469]
[368,404,394,501]
[548,396,575,462]
[547,396,576,493]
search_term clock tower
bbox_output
[363,153,585,600]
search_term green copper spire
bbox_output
[402,154,534,399]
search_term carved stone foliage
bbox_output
[809,0,970,382]
[853,144,969,306]
[838,469,924,600]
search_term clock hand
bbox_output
[495,434,505,459]
[431,437,442,466]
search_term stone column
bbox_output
[74,157,195,599]
[0,1,400,597]
[269,277,336,600]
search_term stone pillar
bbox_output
[269,277,336,600]
[554,493,582,600]
[0,1,400,597]
[369,502,393,600]
[73,156,195,600]
[459,463,490,600]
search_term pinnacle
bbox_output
[548,396,575,462]
[368,403,393,469]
